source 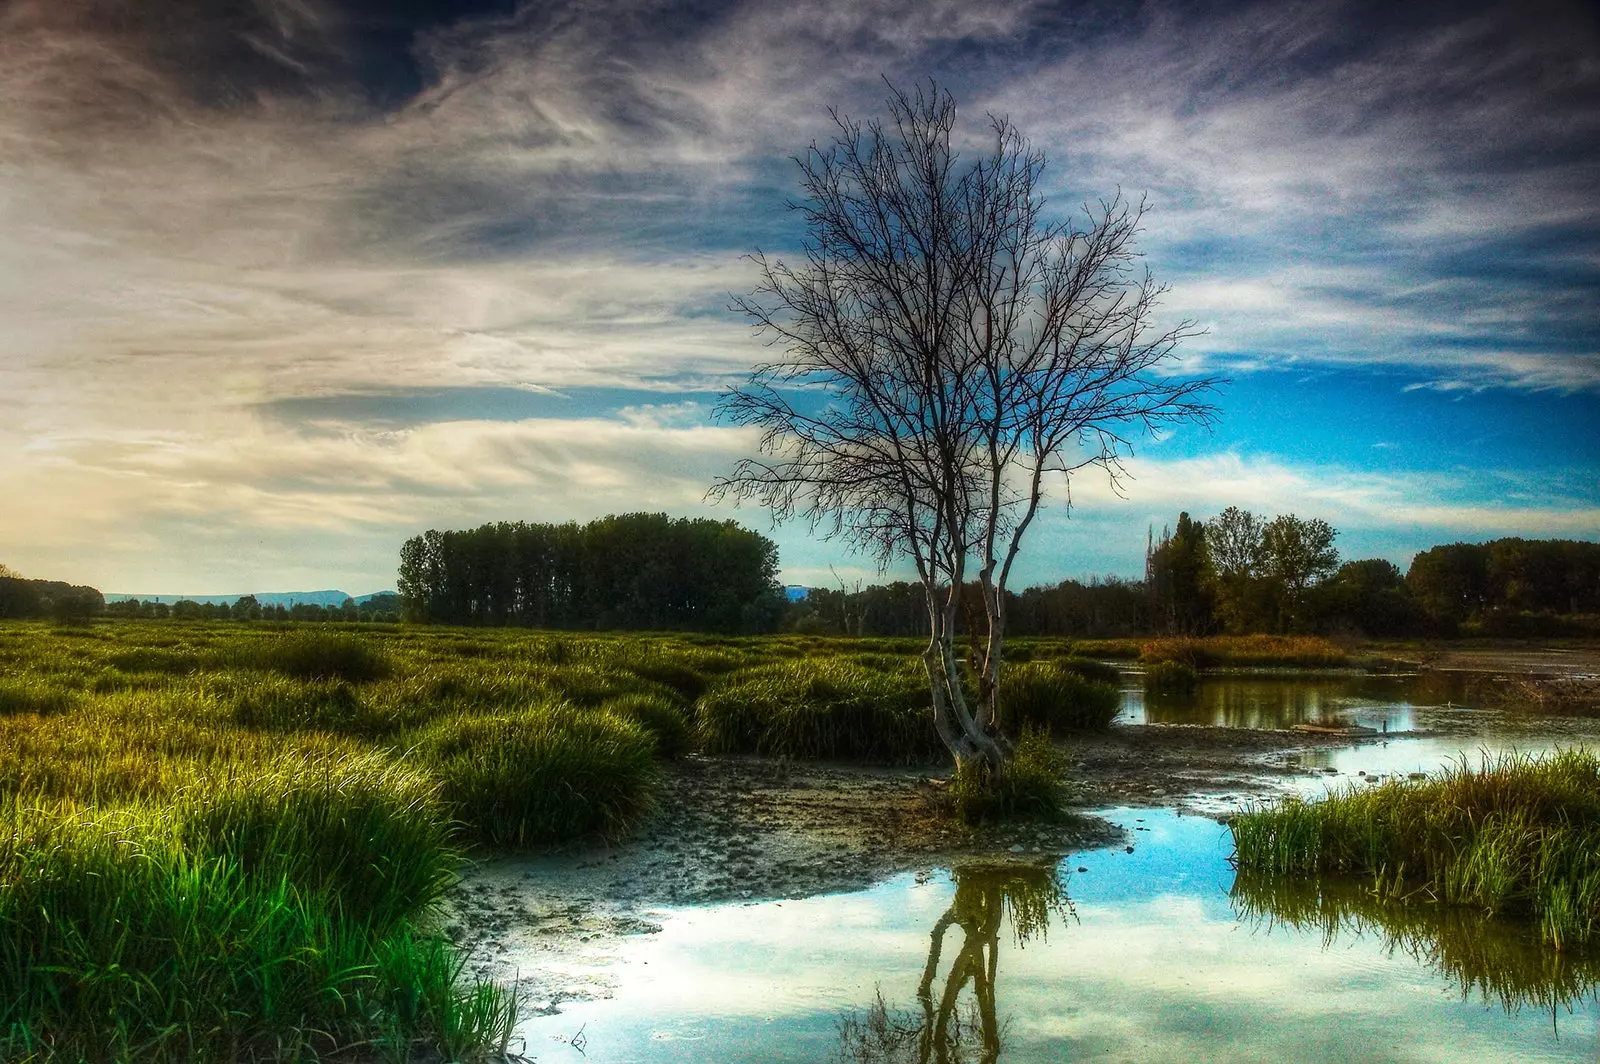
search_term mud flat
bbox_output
[444,721,1421,998]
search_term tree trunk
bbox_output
[922,580,1007,777]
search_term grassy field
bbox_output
[0,620,1121,1060]
[1230,750,1600,951]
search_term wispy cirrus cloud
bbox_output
[0,0,1595,591]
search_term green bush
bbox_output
[998,662,1120,734]
[418,703,659,847]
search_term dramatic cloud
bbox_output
[1,0,1595,591]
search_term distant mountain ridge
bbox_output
[104,590,397,608]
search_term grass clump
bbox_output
[0,677,80,716]
[0,767,512,1062]
[696,659,940,762]
[948,729,1067,824]
[602,692,692,759]
[998,662,1120,734]
[1143,659,1199,694]
[418,702,659,848]
[1051,656,1122,685]
[227,674,387,736]
[239,629,393,682]
[177,754,457,930]
[1231,749,1600,950]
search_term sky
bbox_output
[1,0,1596,596]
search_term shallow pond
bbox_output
[513,805,1600,1063]
[1115,670,1495,731]
[508,670,1600,1061]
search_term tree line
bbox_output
[0,572,105,624]
[104,594,401,623]
[1140,514,1599,637]
[396,513,783,632]
[787,521,1600,639]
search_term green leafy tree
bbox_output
[1406,542,1489,624]
[1203,506,1266,633]
[1259,514,1339,631]
[1313,558,1418,635]
[1146,512,1212,633]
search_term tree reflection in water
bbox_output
[1232,871,1600,1017]
[837,865,1072,1064]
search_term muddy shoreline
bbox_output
[442,722,1417,1000]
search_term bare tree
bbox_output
[712,82,1220,780]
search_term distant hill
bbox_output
[104,590,397,607]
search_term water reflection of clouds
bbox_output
[517,810,1599,1062]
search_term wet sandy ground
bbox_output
[440,723,1400,1005]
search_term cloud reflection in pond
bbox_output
[515,809,1600,1063]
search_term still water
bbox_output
[513,672,1600,1062]
[1115,670,1496,731]
[516,807,1599,1063]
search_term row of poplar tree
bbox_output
[396,513,784,631]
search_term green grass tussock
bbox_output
[0,677,80,716]
[237,630,394,682]
[948,729,1068,823]
[1142,659,1199,694]
[418,702,659,848]
[998,662,1120,734]
[0,620,1136,1055]
[1231,749,1600,949]
[696,659,941,762]
[176,754,457,929]
[0,769,510,1062]
[602,692,692,759]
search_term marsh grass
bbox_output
[0,621,1114,1056]
[1140,634,1350,669]
[236,629,393,682]
[947,729,1067,823]
[997,663,1120,734]
[695,658,941,762]
[0,677,80,716]
[602,692,692,758]
[1231,749,1600,949]
[1142,659,1199,694]
[0,770,511,1062]
[418,702,659,848]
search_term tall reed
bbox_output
[1231,749,1600,949]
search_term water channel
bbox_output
[511,669,1600,1063]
